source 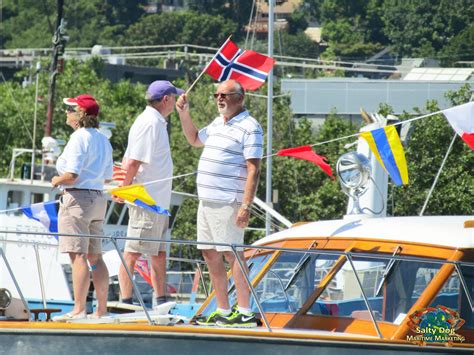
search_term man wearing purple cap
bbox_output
[117,80,184,308]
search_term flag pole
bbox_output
[185,35,232,95]
[265,0,274,236]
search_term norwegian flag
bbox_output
[205,39,275,91]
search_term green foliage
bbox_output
[317,0,386,58]
[322,20,383,58]
[1,0,147,48]
[388,85,473,216]
[286,11,309,35]
[186,0,254,37]
[122,11,236,47]
[381,0,474,57]
[278,32,319,59]
[439,24,474,66]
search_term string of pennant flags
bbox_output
[4,100,471,233]
[1,38,472,233]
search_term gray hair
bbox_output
[231,80,245,96]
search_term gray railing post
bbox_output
[195,262,208,298]
[346,253,383,339]
[454,263,474,312]
[110,237,155,325]
[230,245,272,332]
[33,243,48,309]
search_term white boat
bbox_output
[0,146,194,310]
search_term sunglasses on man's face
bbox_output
[65,106,77,113]
[213,92,240,99]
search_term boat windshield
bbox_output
[250,251,340,313]
[301,256,446,323]
[198,249,474,330]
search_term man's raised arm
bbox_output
[176,94,203,147]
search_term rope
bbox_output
[263,108,446,159]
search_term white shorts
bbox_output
[197,200,244,252]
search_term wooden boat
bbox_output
[0,119,472,354]
[0,213,472,354]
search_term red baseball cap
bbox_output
[63,94,100,116]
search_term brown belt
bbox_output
[64,188,102,193]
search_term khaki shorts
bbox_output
[58,190,106,254]
[125,205,169,256]
[197,200,244,252]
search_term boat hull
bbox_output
[0,327,470,354]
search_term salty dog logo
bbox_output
[407,305,465,345]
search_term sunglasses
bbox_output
[213,92,240,99]
[65,106,77,113]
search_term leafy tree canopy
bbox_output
[1,0,147,48]
[122,11,237,47]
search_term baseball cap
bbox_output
[63,94,100,116]
[146,80,184,101]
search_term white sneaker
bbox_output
[52,312,87,322]
[153,301,176,315]
[87,313,110,319]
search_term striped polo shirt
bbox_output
[197,110,263,203]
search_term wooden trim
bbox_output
[264,237,460,260]
[286,314,397,338]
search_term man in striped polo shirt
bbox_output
[176,80,263,327]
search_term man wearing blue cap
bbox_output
[117,80,184,307]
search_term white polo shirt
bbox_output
[124,106,173,209]
[197,110,263,203]
[56,128,113,190]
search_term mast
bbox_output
[44,0,65,137]
[265,0,274,236]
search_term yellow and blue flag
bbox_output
[360,126,409,186]
[109,184,171,216]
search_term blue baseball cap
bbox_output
[146,80,184,101]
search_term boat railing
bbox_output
[0,229,473,337]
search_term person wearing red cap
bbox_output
[52,94,113,321]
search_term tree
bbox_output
[381,0,474,57]
[186,0,254,37]
[389,85,473,216]
[317,0,386,59]
[439,24,474,66]
[322,20,383,58]
[0,0,147,48]
[286,11,308,35]
[122,12,236,47]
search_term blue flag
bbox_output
[21,201,59,235]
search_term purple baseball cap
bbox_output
[146,80,184,101]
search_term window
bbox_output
[30,193,44,204]
[252,251,339,313]
[7,191,23,215]
[429,263,474,328]
[306,256,444,323]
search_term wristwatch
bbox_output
[241,203,251,211]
